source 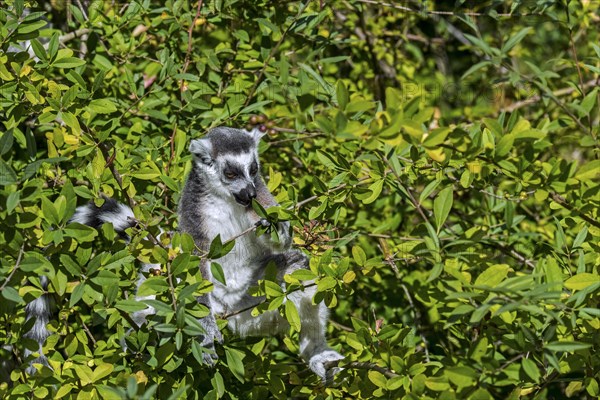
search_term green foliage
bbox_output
[1,0,599,399]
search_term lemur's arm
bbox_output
[248,178,292,252]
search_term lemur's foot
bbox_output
[308,349,344,382]
[199,327,223,366]
[25,355,50,375]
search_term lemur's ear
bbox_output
[245,127,266,143]
[189,138,213,165]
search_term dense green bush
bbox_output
[1,0,599,398]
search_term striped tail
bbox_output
[24,199,136,374]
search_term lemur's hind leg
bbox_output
[278,250,344,380]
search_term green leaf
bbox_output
[474,264,511,288]
[88,98,118,114]
[137,276,169,297]
[53,57,86,69]
[115,300,148,313]
[336,80,349,110]
[17,19,47,34]
[434,186,453,232]
[352,246,366,266]
[224,347,246,383]
[495,134,515,157]
[545,341,592,352]
[521,358,540,383]
[422,127,451,148]
[289,269,317,281]
[575,160,600,181]
[91,364,114,382]
[502,27,532,53]
[362,179,384,204]
[461,60,491,79]
[41,196,59,225]
[368,370,387,388]
[1,287,24,304]
[284,300,301,331]
[445,366,477,388]
[0,130,14,155]
[565,273,600,290]
[69,283,85,307]
[210,262,226,286]
[64,222,98,242]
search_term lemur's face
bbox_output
[189,128,264,207]
[214,152,259,207]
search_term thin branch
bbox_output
[79,317,97,346]
[98,143,136,210]
[343,361,399,378]
[43,28,91,50]
[353,0,543,17]
[242,0,311,109]
[293,176,372,210]
[566,3,586,97]
[221,283,317,319]
[181,0,204,78]
[502,79,598,113]
[0,243,25,291]
[551,193,600,229]
[400,284,430,362]
[269,133,325,145]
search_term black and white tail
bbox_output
[24,199,137,374]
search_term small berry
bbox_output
[245,124,253,131]
[259,124,267,132]
[249,115,258,125]
[519,191,528,200]
[257,114,267,123]
[268,128,277,136]
[265,120,275,128]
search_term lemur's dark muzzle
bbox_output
[234,184,256,206]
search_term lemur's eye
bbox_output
[250,162,258,175]
[225,171,237,180]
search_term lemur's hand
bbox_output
[255,219,291,251]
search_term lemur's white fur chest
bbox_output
[202,195,263,313]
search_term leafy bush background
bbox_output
[1,0,599,398]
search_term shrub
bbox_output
[0,0,598,399]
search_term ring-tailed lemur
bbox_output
[20,127,343,380]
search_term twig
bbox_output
[75,0,89,21]
[293,175,372,210]
[497,245,536,269]
[566,3,586,97]
[222,283,317,319]
[551,193,600,229]
[343,361,399,378]
[97,142,136,210]
[79,317,97,346]
[269,133,325,145]
[165,257,178,309]
[503,79,598,113]
[43,28,91,50]
[0,243,25,291]
[329,320,353,332]
[181,0,204,79]
[400,284,430,362]
[378,151,431,224]
[353,0,543,17]
[242,0,311,109]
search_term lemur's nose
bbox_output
[247,184,257,199]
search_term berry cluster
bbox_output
[246,114,277,136]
